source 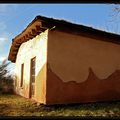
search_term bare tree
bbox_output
[113,5,120,13]
[111,5,120,22]
[0,59,14,94]
[106,4,120,34]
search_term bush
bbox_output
[0,59,14,94]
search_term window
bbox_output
[30,57,36,97]
[31,57,36,83]
[20,63,24,87]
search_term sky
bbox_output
[0,4,119,65]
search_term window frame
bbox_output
[30,57,36,97]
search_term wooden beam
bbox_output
[11,56,16,62]
[22,36,26,42]
[18,39,22,43]
[41,26,48,30]
[24,33,33,39]
[12,47,19,51]
[20,36,25,42]
[12,51,17,54]
[12,47,19,52]
[42,21,53,29]
[13,39,20,43]
[31,29,38,36]
[18,36,26,43]
[25,34,30,40]
[23,35,30,42]
[12,51,18,54]
[36,25,42,33]
[11,59,15,63]
[14,39,22,44]
[36,25,47,32]
[9,56,15,62]
[11,54,16,57]
[28,32,36,38]
[13,42,21,47]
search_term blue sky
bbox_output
[0,4,119,64]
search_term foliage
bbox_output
[0,59,14,94]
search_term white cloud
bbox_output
[0,32,10,45]
[0,37,7,43]
[0,56,6,62]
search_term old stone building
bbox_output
[8,16,120,105]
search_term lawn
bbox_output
[0,94,120,117]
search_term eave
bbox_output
[8,17,52,63]
[8,15,120,63]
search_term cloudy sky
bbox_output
[0,4,119,64]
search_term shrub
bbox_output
[0,59,14,94]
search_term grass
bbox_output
[0,94,120,117]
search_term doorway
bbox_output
[29,57,36,98]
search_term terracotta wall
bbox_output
[46,30,120,105]
[15,30,48,104]
[15,28,120,105]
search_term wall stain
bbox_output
[46,63,120,105]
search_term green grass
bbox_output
[0,94,120,117]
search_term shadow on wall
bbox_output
[14,75,30,98]
[46,64,120,104]
[14,63,120,104]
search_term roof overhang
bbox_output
[8,16,120,63]
[8,16,54,62]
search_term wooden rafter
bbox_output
[31,29,38,36]
[12,47,19,51]
[36,25,47,32]
[36,25,43,33]
[13,39,20,44]
[12,52,17,56]
[14,43,21,47]
[25,34,30,40]
[28,32,36,38]
[22,36,27,42]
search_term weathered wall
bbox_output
[46,30,120,104]
[15,30,48,104]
